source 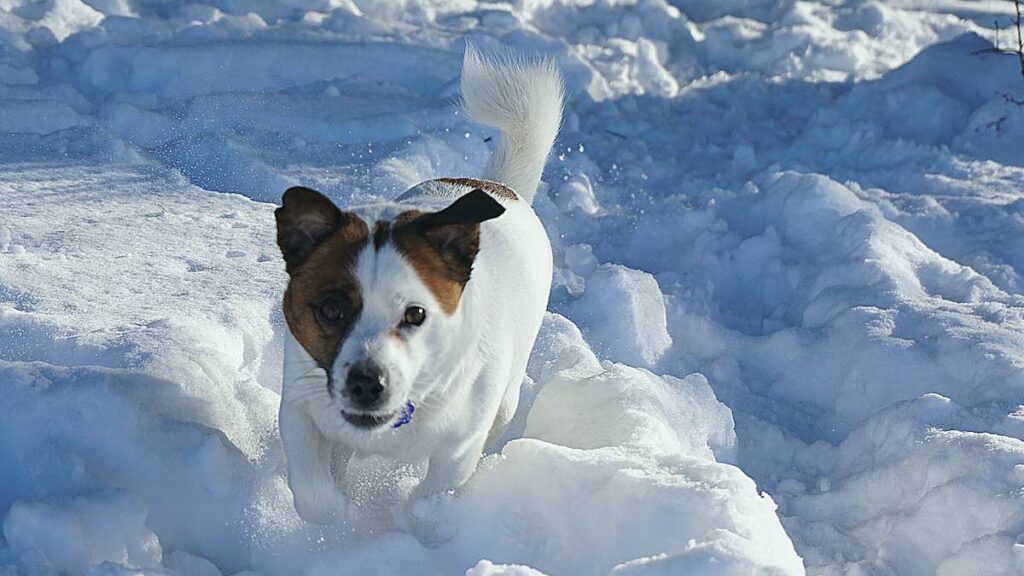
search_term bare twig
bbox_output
[1015,0,1024,77]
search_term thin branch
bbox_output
[1015,0,1024,77]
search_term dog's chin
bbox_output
[341,409,398,430]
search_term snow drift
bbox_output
[1,0,1023,575]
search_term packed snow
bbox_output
[1,0,1023,575]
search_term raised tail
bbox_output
[461,45,564,203]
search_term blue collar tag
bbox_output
[393,402,415,429]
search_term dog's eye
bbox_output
[316,298,344,326]
[402,306,426,327]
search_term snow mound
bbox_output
[787,394,1024,575]
[0,167,800,574]
[3,494,160,573]
[304,313,800,575]
[3,0,1024,574]
[565,264,673,368]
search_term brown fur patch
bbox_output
[438,177,519,201]
[282,216,370,367]
[390,210,474,315]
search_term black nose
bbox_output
[344,360,386,410]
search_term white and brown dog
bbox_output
[274,48,563,526]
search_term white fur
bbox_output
[280,50,561,530]
[461,45,564,202]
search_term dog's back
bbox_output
[393,48,562,448]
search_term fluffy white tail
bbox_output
[461,45,564,203]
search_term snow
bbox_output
[565,264,673,368]
[1,0,1024,575]
[3,494,161,572]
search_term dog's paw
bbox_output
[290,482,349,525]
[394,494,456,547]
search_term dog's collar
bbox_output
[392,402,415,429]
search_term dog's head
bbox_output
[276,186,504,432]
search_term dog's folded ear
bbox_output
[416,189,505,281]
[426,188,506,227]
[276,186,349,273]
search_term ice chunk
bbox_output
[568,264,672,368]
[526,366,735,462]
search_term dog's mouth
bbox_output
[341,409,398,429]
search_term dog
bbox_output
[274,47,563,526]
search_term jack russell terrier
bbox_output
[274,47,563,526]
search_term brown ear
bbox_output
[275,186,348,273]
[416,189,505,283]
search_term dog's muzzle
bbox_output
[343,359,387,411]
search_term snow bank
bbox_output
[3,494,160,573]
[2,0,1024,574]
[565,264,673,368]
[0,165,801,574]
[303,314,799,575]
[786,394,1024,575]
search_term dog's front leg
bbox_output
[416,442,484,497]
[280,400,350,524]
[399,435,487,546]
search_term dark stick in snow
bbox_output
[1016,0,1024,76]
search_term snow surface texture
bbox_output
[1,1,1023,575]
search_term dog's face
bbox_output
[276,186,504,434]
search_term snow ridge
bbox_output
[1,1,1023,575]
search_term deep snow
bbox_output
[1,0,1024,575]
